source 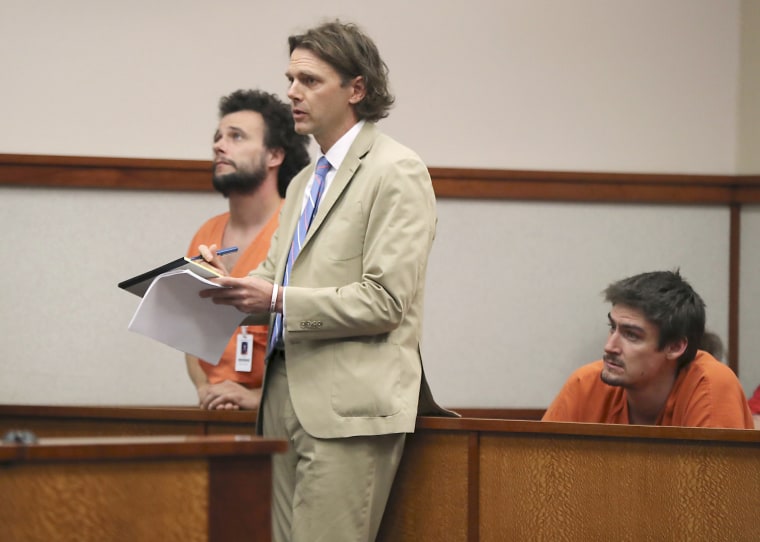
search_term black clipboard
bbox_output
[118,257,221,297]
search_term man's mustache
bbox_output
[214,158,236,168]
[603,354,623,368]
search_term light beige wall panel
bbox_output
[0,189,731,407]
[739,206,760,397]
[0,187,226,405]
[423,200,730,407]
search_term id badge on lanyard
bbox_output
[235,327,253,372]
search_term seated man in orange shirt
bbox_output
[543,270,753,428]
[185,89,309,410]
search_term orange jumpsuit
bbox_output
[542,350,753,428]
[186,208,280,388]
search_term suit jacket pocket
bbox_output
[330,341,402,418]
[322,201,364,261]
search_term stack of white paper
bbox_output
[127,269,245,364]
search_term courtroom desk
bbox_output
[0,404,257,437]
[377,417,760,542]
[0,434,286,542]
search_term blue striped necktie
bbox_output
[268,156,330,353]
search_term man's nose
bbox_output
[604,331,620,354]
[287,80,300,101]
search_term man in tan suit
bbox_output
[200,19,450,542]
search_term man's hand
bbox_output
[197,243,230,276]
[200,275,276,314]
[200,380,262,410]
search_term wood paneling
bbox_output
[0,434,286,542]
[379,417,760,542]
[0,460,208,542]
[378,431,471,542]
[479,433,760,542]
[480,435,760,542]
[209,456,273,541]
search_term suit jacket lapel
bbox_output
[302,123,377,245]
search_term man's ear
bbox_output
[268,147,285,169]
[665,337,688,360]
[348,76,366,105]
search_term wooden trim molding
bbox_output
[450,408,545,420]
[416,416,760,442]
[729,204,741,375]
[3,153,760,203]
[0,404,257,423]
[0,153,211,191]
[431,167,738,203]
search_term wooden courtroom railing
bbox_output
[0,404,545,438]
[377,417,760,542]
[451,407,545,420]
[0,404,258,437]
[0,434,287,542]
[3,405,757,540]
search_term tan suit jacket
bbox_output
[249,122,451,438]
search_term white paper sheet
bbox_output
[127,269,245,364]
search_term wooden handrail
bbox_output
[0,434,286,462]
[0,404,257,423]
[416,416,760,443]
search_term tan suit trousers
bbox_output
[263,352,406,542]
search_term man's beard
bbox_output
[212,158,267,197]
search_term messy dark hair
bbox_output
[219,89,310,196]
[604,270,705,369]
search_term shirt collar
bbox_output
[321,120,365,171]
